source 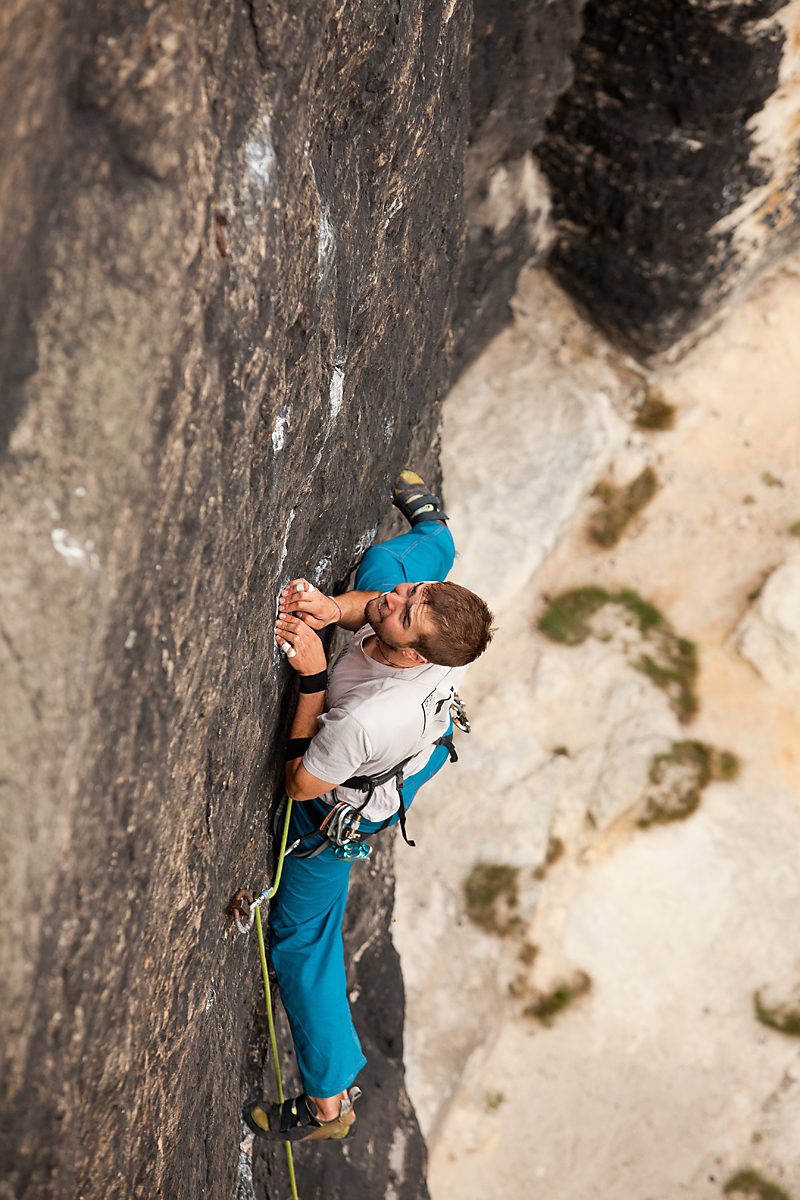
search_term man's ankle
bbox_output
[309,1091,346,1122]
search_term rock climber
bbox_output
[243,471,494,1143]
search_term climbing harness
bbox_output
[320,801,373,860]
[280,715,464,862]
[231,695,470,884]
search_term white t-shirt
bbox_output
[302,625,467,822]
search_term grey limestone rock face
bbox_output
[0,2,469,1197]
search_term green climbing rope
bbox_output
[249,794,299,1200]
[255,905,299,1200]
[256,793,293,905]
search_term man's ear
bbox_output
[401,647,428,666]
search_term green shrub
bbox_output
[636,634,699,724]
[588,467,659,547]
[539,588,699,723]
[639,741,741,827]
[723,1169,791,1200]
[523,972,592,1026]
[539,587,611,645]
[754,992,800,1038]
[464,863,521,936]
[635,389,676,431]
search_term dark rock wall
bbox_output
[452,0,585,373]
[0,2,469,1197]
[537,0,800,358]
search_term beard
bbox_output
[366,593,403,650]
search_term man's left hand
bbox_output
[279,578,341,630]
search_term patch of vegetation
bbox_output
[754,991,800,1038]
[635,389,676,431]
[518,941,539,967]
[484,1091,506,1111]
[539,588,699,723]
[716,752,740,780]
[523,971,592,1026]
[638,741,741,827]
[539,586,663,646]
[617,588,665,633]
[510,942,541,999]
[588,466,659,547]
[723,1169,791,1200]
[636,632,699,724]
[464,863,521,936]
[762,472,784,488]
[790,521,800,537]
[539,586,612,645]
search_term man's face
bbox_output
[365,582,436,652]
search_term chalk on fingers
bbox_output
[295,582,315,594]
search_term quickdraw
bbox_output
[228,795,294,935]
[320,802,373,860]
[451,692,471,733]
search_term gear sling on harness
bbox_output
[280,732,459,860]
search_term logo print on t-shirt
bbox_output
[420,689,437,735]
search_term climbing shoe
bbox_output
[392,469,448,526]
[244,1088,361,1143]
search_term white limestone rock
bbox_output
[442,268,630,611]
[731,557,800,687]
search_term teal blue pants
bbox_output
[270,520,455,1098]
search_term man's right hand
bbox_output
[275,613,329,675]
[279,579,342,630]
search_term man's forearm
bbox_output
[331,589,379,631]
[288,691,326,739]
[285,692,326,796]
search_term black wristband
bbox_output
[299,670,328,694]
[285,737,312,761]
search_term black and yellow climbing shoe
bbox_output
[392,469,448,526]
[244,1088,361,1143]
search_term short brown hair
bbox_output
[413,582,495,667]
